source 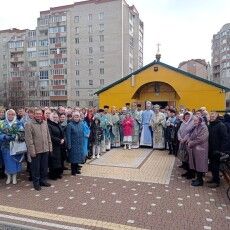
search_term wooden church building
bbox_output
[95,57,230,111]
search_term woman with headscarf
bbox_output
[186,116,209,186]
[47,112,64,180]
[0,109,24,184]
[66,112,90,175]
[177,111,195,179]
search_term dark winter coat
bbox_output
[90,123,103,145]
[208,118,228,158]
[223,114,230,152]
[48,120,64,169]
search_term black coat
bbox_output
[48,120,64,169]
[90,123,103,145]
[208,118,228,158]
[223,114,230,152]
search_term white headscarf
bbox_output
[5,109,17,127]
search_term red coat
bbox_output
[122,117,134,136]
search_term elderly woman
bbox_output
[177,112,195,179]
[186,116,209,186]
[66,112,90,175]
[0,109,24,185]
[47,112,64,180]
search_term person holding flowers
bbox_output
[0,109,25,185]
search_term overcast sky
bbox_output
[0,0,230,67]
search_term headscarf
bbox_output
[5,109,17,127]
[178,112,195,139]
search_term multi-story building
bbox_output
[212,23,230,87]
[0,0,143,108]
[178,59,211,80]
[0,28,29,108]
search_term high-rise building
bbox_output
[211,23,230,87]
[0,0,143,108]
[178,59,211,80]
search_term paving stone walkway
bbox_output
[0,149,229,230]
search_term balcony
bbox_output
[50,96,67,101]
[49,53,67,59]
[54,64,64,69]
[52,75,65,80]
[52,85,65,90]
[10,56,24,63]
[9,47,24,52]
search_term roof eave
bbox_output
[95,61,230,95]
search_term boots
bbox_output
[6,173,11,185]
[186,169,196,180]
[181,171,189,177]
[124,144,127,150]
[12,174,17,185]
[71,163,76,176]
[191,172,203,186]
[76,164,81,174]
[128,144,131,150]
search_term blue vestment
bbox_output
[140,109,154,146]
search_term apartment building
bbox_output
[0,28,28,107]
[0,0,143,108]
[212,23,230,87]
[178,59,211,80]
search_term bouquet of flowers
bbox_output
[0,121,25,142]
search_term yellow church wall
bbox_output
[98,64,226,111]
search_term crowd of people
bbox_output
[0,102,229,191]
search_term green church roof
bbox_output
[95,61,230,95]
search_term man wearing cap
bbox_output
[140,101,154,147]
[150,104,166,149]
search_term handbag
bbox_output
[178,143,188,162]
[10,141,27,156]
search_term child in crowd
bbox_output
[122,113,134,150]
[90,118,103,158]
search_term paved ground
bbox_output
[0,149,229,230]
